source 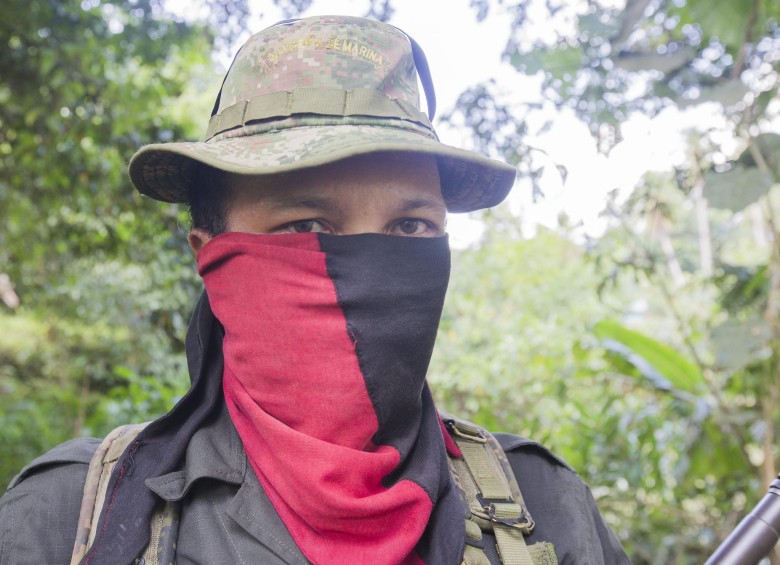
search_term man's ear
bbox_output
[188,228,212,254]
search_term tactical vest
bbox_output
[70,417,558,565]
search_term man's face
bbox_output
[188,152,446,252]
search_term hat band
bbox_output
[206,87,433,141]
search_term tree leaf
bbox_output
[594,319,706,393]
[578,13,620,39]
[737,133,780,179]
[509,45,584,78]
[710,317,772,371]
[683,80,749,108]
[703,166,774,212]
[613,47,696,74]
[681,0,758,49]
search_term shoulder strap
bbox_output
[441,413,558,565]
[71,423,148,564]
[138,498,181,565]
[70,423,158,564]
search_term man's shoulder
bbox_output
[490,431,592,522]
[1,437,100,565]
[6,436,100,491]
[492,432,577,474]
[490,431,631,564]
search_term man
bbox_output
[0,15,629,565]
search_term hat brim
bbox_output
[128,124,516,213]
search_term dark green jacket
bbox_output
[0,401,629,564]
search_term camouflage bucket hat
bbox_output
[128,15,517,213]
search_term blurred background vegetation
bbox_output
[1,0,779,562]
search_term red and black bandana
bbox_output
[197,232,463,564]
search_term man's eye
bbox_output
[289,220,325,233]
[272,219,332,235]
[396,219,427,236]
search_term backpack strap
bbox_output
[71,423,148,564]
[137,499,181,565]
[70,423,178,565]
[441,413,558,565]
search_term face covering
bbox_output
[197,231,464,565]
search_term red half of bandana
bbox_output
[197,232,459,565]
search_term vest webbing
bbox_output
[442,414,558,565]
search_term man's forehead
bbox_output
[219,151,441,195]
[260,193,447,213]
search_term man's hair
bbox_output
[187,165,231,236]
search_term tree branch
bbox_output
[732,0,761,79]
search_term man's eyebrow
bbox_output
[264,195,446,213]
[399,198,447,213]
[266,196,340,212]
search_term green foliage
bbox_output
[0,0,246,488]
[585,168,780,561]
[428,222,766,561]
[710,317,772,371]
[430,228,612,446]
[495,0,780,143]
[678,0,767,49]
[739,133,780,178]
[704,166,774,212]
[0,312,190,482]
[511,45,584,78]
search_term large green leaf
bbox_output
[595,319,706,393]
[703,166,774,212]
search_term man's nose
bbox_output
[338,215,384,235]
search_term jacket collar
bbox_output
[145,399,245,501]
[143,399,309,563]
